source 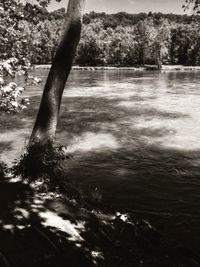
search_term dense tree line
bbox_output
[1,6,200,70]
[19,10,200,67]
[83,11,200,28]
[1,6,200,67]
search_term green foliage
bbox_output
[83,11,200,28]
[30,19,63,64]
[0,0,61,113]
[0,1,32,113]
[183,0,200,13]
[170,22,200,65]
[11,142,85,200]
[76,17,173,67]
[76,14,200,67]
[2,8,198,68]
[12,141,69,183]
[2,5,200,70]
[0,81,29,113]
[0,161,8,178]
[76,19,110,66]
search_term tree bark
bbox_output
[29,0,85,145]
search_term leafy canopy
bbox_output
[0,0,61,113]
[183,0,200,13]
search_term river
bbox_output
[1,69,200,254]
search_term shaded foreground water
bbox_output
[1,69,200,255]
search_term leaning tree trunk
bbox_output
[29,0,85,146]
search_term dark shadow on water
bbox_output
[51,96,200,257]
[0,114,27,134]
[0,96,40,135]
[0,97,39,157]
[56,96,188,141]
[0,141,12,154]
[0,93,188,156]
[66,145,200,257]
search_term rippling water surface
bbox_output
[1,69,200,253]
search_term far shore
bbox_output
[34,65,200,71]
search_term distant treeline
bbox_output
[18,8,200,67]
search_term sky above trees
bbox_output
[47,0,191,14]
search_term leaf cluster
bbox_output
[0,161,8,179]
[0,81,29,113]
[183,0,200,13]
[12,141,70,183]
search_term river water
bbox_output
[1,69,200,254]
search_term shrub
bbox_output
[0,81,30,113]
[0,160,9,179]
[12,141,69,184]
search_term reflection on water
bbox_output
[1,69,200,253]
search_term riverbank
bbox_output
[34,65,200,71]
[0,172,199,267]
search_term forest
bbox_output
[7,7,200,67]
